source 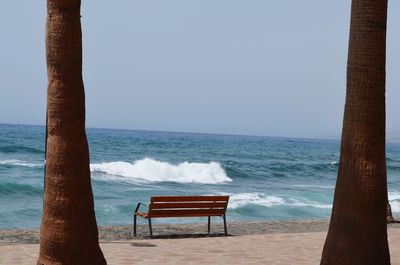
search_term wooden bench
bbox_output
[133,195,229,237]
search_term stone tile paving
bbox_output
[1,228,400,264]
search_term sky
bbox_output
[1,1,399,139]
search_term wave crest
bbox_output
[0,159,42,168]
[389,191,400,213]
[90,158,232,184]
[0,145,43,154]
[227,192,332,209]
[292,184,335,189]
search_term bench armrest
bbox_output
[134,202,149,214]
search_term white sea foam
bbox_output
[228,193,285,209]
[292,184,335,189]
[389,191,400,213]
[389,191,400,201]
[0,159,42,168]
[391,201,400,213]
[289,199,332,209]
[226,192,332,209]
[90,158,232,184]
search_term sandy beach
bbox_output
[1,221,400,264]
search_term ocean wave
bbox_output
[0,159,43,168]
[221,190,400,213]
[0,145,43,154]
[227,192,332,210]
[389,191,400,213]
[266,161,339,175]
[391,201,400,213]
[289,200,332,209]
[90,158,232,184]
[389,191,400,201]
[228,193,285,208]
[292,184,335,189]
[0,182,42,196]
[386,157,400,162]
[224,166,250,179]
[308,161,338,172]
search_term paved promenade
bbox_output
[1,228,400,264]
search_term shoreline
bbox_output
[2,219,400,244]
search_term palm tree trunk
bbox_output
[320,0,389,264]
[37,1,106,264]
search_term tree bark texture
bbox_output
[320,0,389,264]
[37,1,106,264]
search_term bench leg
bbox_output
[223,214,227,236]
[133,214,137,237]
[148,217,153,238]
[208,216,211,234]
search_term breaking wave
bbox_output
[389,191,400,213]
[0,159,42,168]
[90,158,232,184]
[227,192,332,209]
[292,184,335,189]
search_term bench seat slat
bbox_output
[150,202,227,209]
[151,213,225,218]
[150,209,225,218]
[151,196,229,202]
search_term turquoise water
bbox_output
[1,123,400,229]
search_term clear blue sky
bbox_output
[1,1,399,138]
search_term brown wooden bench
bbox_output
[133,195,229,237]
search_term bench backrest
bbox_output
[148,196,229,218]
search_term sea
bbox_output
[1,123,400,229]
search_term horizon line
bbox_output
[2,122,400,144]
[0,122,341,142]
